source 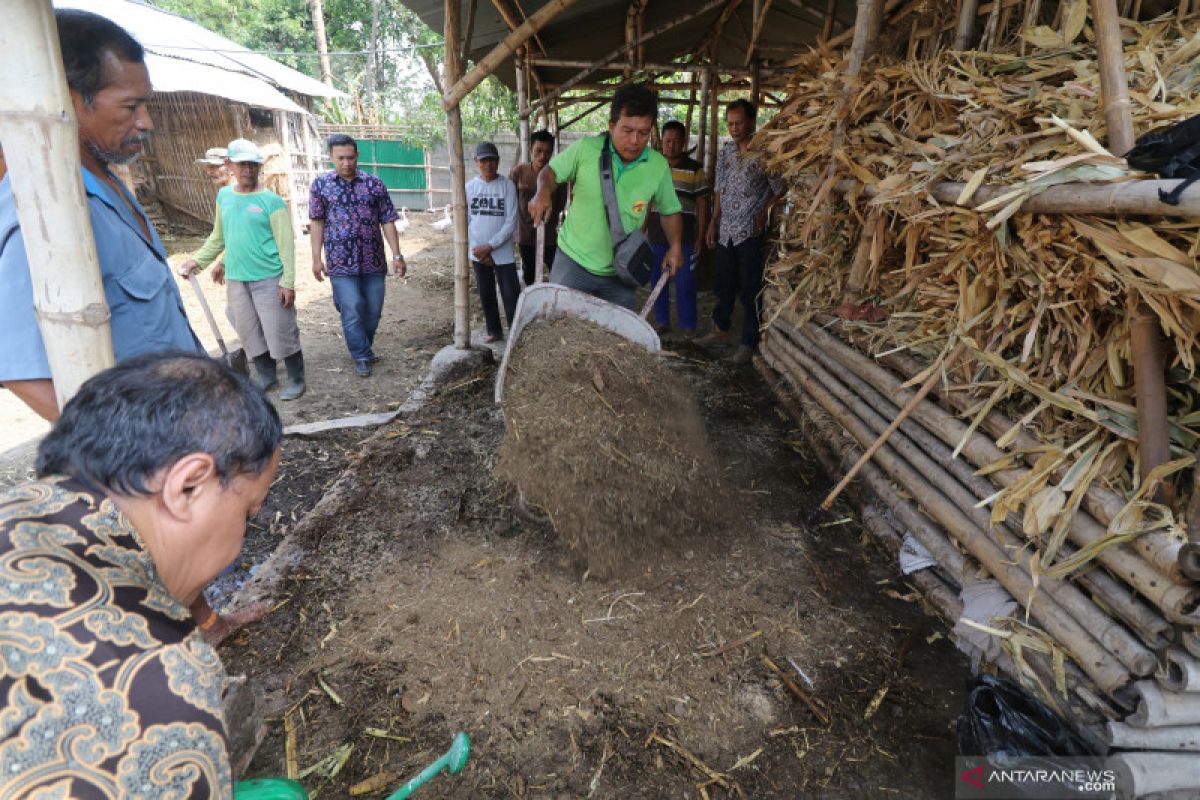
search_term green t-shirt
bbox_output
[194,186,295,288]
[550,135,682,276]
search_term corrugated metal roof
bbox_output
[401,0,858,91]
[55,0,344,112]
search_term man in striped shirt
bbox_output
[646,121,709,335]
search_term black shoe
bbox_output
[252,354,278,392]
[280,352,306,400]
[355,359,372,377]
[365,352,382,364]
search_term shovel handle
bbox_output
[534,222,546,284]
[186,273,230,356]
[639,270,670,321]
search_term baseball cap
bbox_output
[475,142,499,160]
[195,147,227,165]
[227,139,265,164]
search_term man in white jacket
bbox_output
[467,142,519,343]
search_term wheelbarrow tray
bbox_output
[494,283,661,404]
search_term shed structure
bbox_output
[400,0,1200,781]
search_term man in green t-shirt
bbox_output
[529,84,684,309]
[180,139,306,400]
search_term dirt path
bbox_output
[222,325,970,797]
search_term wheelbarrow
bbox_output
[234,732,470,799]
[494,223,672,404]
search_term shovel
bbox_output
[534,221,547,285]
[186,272,249,375]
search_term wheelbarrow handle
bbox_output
[186,273,231,357]
[639,270,670,321]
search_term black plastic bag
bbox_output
[957,674,1097,759]
[1124,114,1200,205]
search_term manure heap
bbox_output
[497,318,727,575]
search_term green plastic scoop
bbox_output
[233,732,470,800]
[387,732,471,800]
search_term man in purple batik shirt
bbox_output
[310,134,407,378]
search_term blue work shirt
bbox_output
[0,168,201,382]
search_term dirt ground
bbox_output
[2,212,972,797]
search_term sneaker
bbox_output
[696,328,731,346]
[731,345,756,365]
[354,359,372,377]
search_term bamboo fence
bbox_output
[755,0,1200,769]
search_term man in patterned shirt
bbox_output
[309,134,407,378]
[0,352,282,799]
[701,99,785,364]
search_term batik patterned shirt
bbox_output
[714,140,785,247]
[0,478,232,799]
[309,170,399,277]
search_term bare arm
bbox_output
[310,219,326,281]
[381,221,407,277]
[529,166,560,225]
[4,379,59,422]
[695,194,710,252]
[660,213,685,275]
[705,192,722,249]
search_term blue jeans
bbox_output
[330,273,386,361]
[712,235,765,348]
[650,243,697,330]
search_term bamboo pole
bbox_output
[442,0,580,110]
[762,336,1136,695]
[770,328,1158,680]
[707,74,719,190]
[696,69,712,167]
[819,0,837,43]
[744,0,777,66]
[794,318,1200,617]
[954,0,981,48]
[529,57,763,75]
[444,0,470,349]
[516,49,530,164]
[781,320,1174,649]
[538,0,730,110]
[461,0,479,65]
[1,0,113,405]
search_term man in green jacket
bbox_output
[180,139,306,400]
[529,84,684,309]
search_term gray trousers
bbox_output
[549,249,635,310]
[226,276,301,360]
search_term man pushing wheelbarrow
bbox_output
[527,84,686,310]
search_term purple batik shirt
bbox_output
[309,170,399,276]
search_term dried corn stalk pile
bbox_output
[757,6,1200,765]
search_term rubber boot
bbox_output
[252,354,278,392]
[279,352,306,401]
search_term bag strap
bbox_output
[598,134,626,246]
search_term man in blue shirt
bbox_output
[0,9,201,421]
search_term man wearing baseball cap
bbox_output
[195,146,232,188]
[180,138,306,399]
[466,141,519,342]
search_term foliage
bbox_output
[150,0,519,144]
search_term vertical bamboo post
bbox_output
[424,149,434,210]
[516,49,530,163]
[696,68,711,166]
[2,0,114,404]
[1092,0,1167,497]
[707,73,719,188]
[750,62,761,106]
[444,0,471,348]
[954,0,981,49]
[820,0,837,43]
[684,77,696,135]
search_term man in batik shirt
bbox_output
[309,134,407,378]
[0,352,282,798]
[701,99,785,364]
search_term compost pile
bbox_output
[497,318,728,576]
[755,3,1200,775]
